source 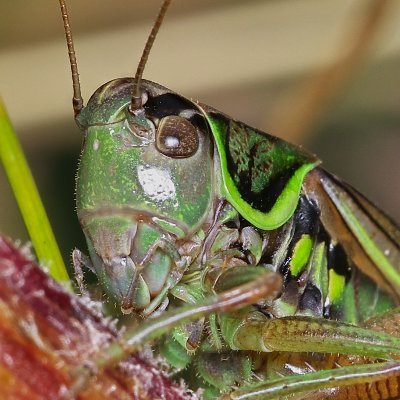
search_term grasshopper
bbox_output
[57,1,400,398]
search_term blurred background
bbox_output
[1,0,400,267]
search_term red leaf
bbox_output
[0,236,196,400]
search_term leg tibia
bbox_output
[222,361,400,399]
[72,270,282,391]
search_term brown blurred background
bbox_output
[1,0,400,266]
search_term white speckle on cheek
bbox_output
[137,165,176,202]
[93,139,100,151]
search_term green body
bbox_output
[74,77,400,398]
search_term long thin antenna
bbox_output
[130,0,172,112]
[59,0,84,116]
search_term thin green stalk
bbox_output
[0,98,71,290]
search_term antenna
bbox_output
[130,0,173,112]
[59,0,84,116]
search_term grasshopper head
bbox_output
[75,78,215,313]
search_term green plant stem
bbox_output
[0,98,71,290]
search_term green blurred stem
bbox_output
[0,98,71,290]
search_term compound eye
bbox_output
[155,115,199,158]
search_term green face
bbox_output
[76,78,214,312]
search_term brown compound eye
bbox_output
[155,115,199,158]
